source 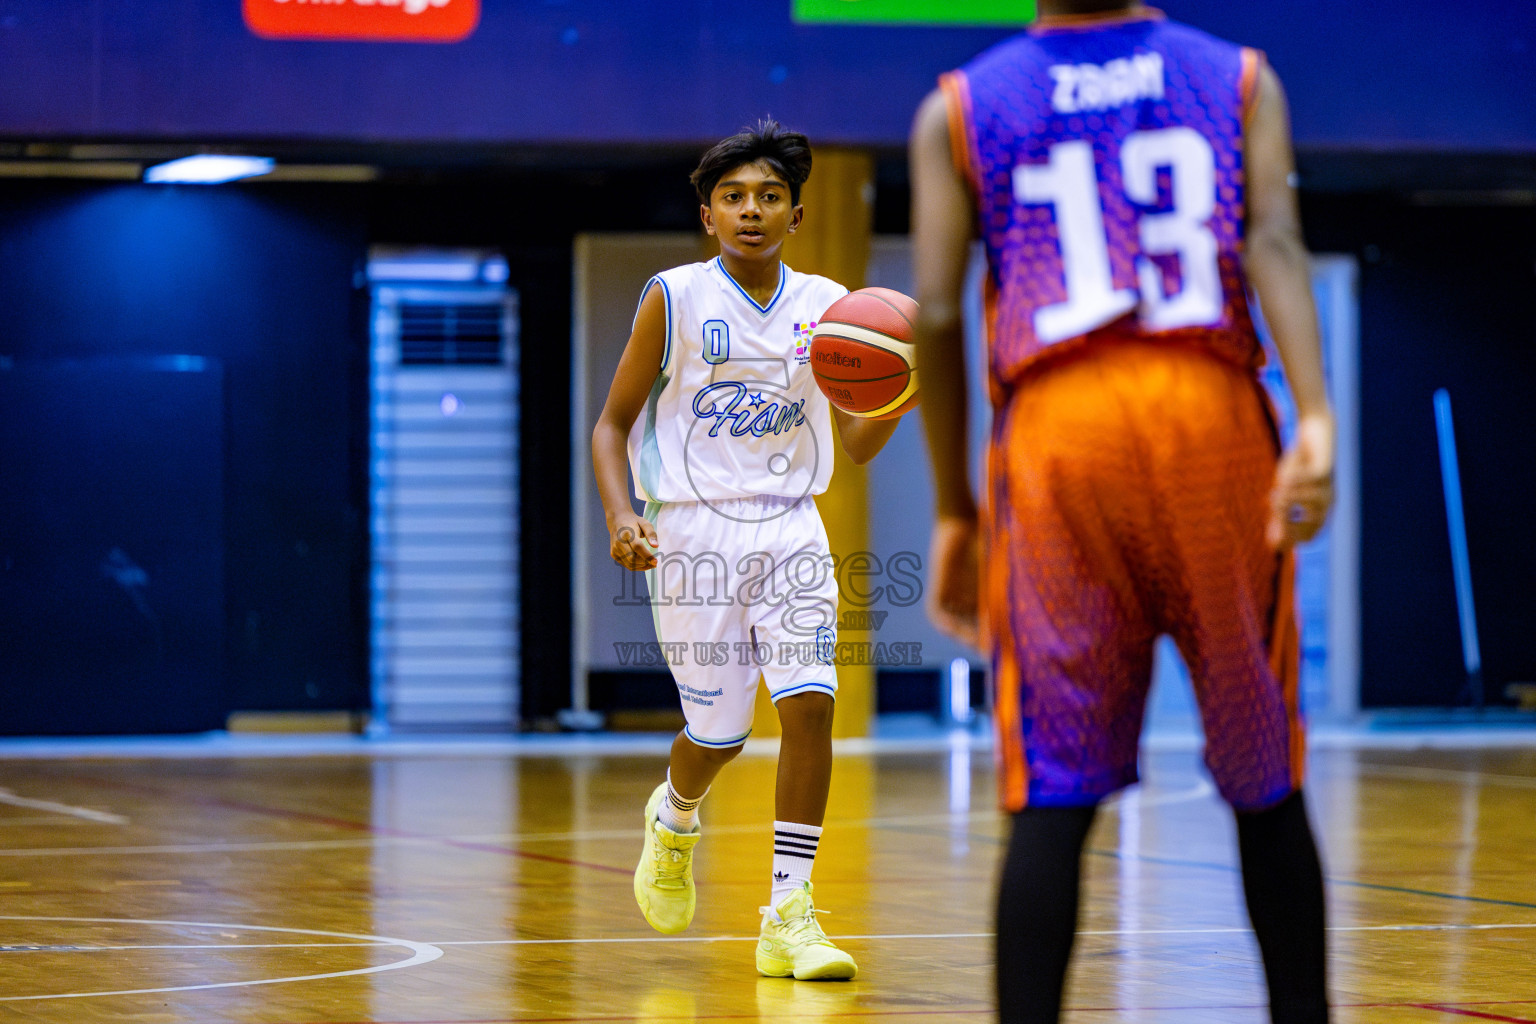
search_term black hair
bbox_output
[690,119,813,207]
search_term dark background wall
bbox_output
[0,183,371,729]
[0,356,226,732]
[1304,199,1536,708]
[361,168,699,723]
[0,1,1530,151]
[0,168,700,732]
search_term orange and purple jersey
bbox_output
[941,9,1263,392]
[941,10,1305,813]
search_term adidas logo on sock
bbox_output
[773,871,790,881]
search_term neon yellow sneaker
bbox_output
[755,882,858,980]
[633,783,701,934]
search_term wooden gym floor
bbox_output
[0,732,1533,1022]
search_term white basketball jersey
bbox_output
[628,257,847,504]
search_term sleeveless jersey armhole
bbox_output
[939,71,983,202]
[638,274,674,377]
[1239,47,1264,130]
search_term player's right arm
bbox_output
[910,85,982,648]
[1243,60,1335,549]
[592,282,667,571]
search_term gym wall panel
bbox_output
[0,1,1528,151]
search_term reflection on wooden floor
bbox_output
[0,735,1534,1022]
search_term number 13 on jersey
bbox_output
[1014,126,1222,344]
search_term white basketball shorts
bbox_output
[644,493,839,748]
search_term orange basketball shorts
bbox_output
[986,339,1303,813]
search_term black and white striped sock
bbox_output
[770,820,822,910]
[658,770,705,834]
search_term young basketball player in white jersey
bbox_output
[592,120,898,979]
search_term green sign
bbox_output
[792,0,1035,25]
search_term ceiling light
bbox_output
[143,155,275,184]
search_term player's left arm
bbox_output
[1243,59,1335,549]
[831,406,899,465]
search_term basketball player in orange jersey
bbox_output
[593,121,897,979]
[910,2,1333,1021]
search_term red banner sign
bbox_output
[243,0,479,43]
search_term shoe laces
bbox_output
[651,830,691,889]
[760,904,833,946]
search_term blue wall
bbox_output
[0,183,371,728]
[0,358,226,734]
[0,1,1530,150]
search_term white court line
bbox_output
[1104,780,1215,809]
[4,726,1536,760]
[0,917,441,1001]
[0,838,431,858]
[2,921,1531,961]
[0,809,1010,860]
[0,790,1221,860]
[0,789,127,825]
[0,941,389,952]
[425,922,1536,946]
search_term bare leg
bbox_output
[667,730,742,800]
[773,691,834,825]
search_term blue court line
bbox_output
[1314,879,1536,912]
[1082,846,1536,911]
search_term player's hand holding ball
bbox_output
[809,287,920,419]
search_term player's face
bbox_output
[701,160,802,263]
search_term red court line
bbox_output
[1333,1000,1536,1013]
[1412,1007,1536,1023]
[73,774,632,876]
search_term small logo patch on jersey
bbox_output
[815,625,835,665]
[793,322,816,365]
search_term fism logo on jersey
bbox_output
[243,0,480,42]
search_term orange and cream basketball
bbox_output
[808,287,920,419]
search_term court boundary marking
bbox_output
[1410,1007,1536,1023]
[3,775,1532,915]
[147,998,1536,1022]
[420,921,1536,946]
[0,916,442,1001]
[0,805,1016,860]
[2,918,1533,1016]
[0,788,128,825]
[2,723,1535,761]
[4,920,1529,951]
